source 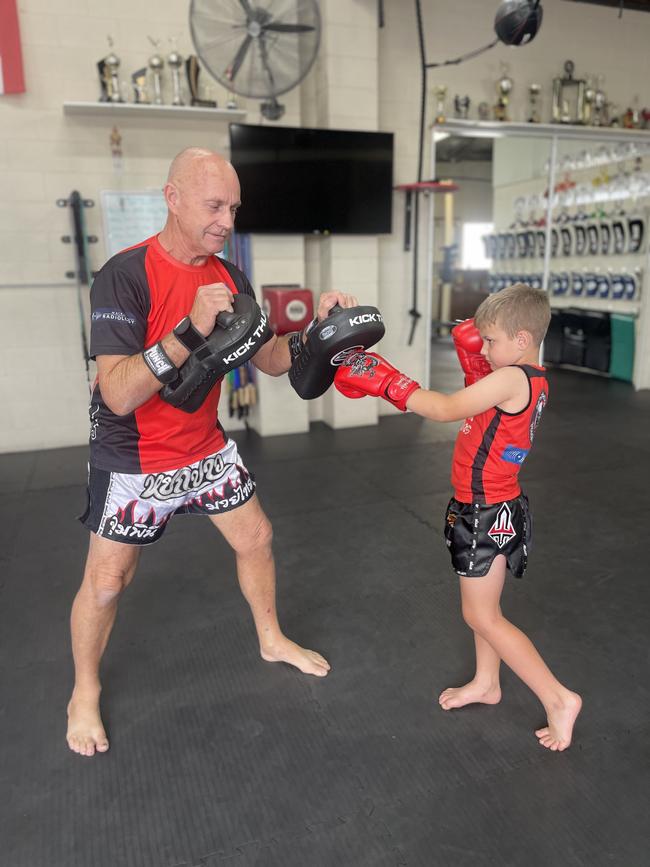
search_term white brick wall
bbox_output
[2,0,650,451]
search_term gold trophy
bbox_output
[110,126,123,172]
[527,83,541,123]
[494,67,513,122]
[131,68,150,104]
[433,85,448,124]
[551,60,586,124]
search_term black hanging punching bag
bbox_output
[494,0,543,46]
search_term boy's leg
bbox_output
[439,631,502,710]
[67,533,140,756]
[208,495,330,677]
[458,554,582,750]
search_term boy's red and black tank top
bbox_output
[451,365,548,505]
[88,235,256,474]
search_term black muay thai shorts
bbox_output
[443,493,532,578]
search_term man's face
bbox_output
[168,162,241,258]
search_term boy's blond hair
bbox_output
[474,283,551,346]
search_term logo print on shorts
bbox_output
[487,502,517,549]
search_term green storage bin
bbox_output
[609,314,635,382]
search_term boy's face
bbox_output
[479,321,530,369]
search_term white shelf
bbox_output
[62,101,246,122]
[550,296,640,315]
[434,118,650,143]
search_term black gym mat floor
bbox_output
[1,346,648,866]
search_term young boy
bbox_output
[334,284,582,751]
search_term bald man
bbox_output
[68,148,358,756]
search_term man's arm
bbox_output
[96,331,192,416]
[251,290,359,377]
[96,281,234,415]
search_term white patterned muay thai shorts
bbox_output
[79,440,256,545]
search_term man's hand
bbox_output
[315,291,359,321]
[188,282,234,337]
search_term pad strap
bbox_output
[288,317,317,362]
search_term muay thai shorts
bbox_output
[79,440,256,546]
[443,493,532,578]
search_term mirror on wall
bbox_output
[428,126,648,388]
[431,134,553,327]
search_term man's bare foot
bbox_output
[439,680,502,711]
[260,637,330,677]
[67,692,109,756]
[535,691,582,751]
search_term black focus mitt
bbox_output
[289,304,385,400]
[160,294,273,413]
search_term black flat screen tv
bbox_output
[229,123,393,235]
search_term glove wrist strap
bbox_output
[143,342,178,385]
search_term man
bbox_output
[68,147,358,756]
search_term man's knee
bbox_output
[85,561,136,606]
[231,514,273,556]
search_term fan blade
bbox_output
[263,23,315,33]
[226,34,253,82]
[258,32,277,93]
[238,0,255,18]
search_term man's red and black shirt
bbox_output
[88,235,254,474]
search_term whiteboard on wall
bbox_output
[100,190,168,259]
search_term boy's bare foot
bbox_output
[67,692,109,757]
[438,680,502,710]
[261,637,330,677]
[535,691,582,751]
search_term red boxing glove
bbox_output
[334,351,421,412]
[451,318,492,386]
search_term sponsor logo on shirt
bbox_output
[92,308,137,326]
[529,390,547,443]
[89,403,99,441]
[501,445,529,464]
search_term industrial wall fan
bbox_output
[189,0,321,120]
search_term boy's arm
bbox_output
[407,367,527,422]
[334,351,527,421]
